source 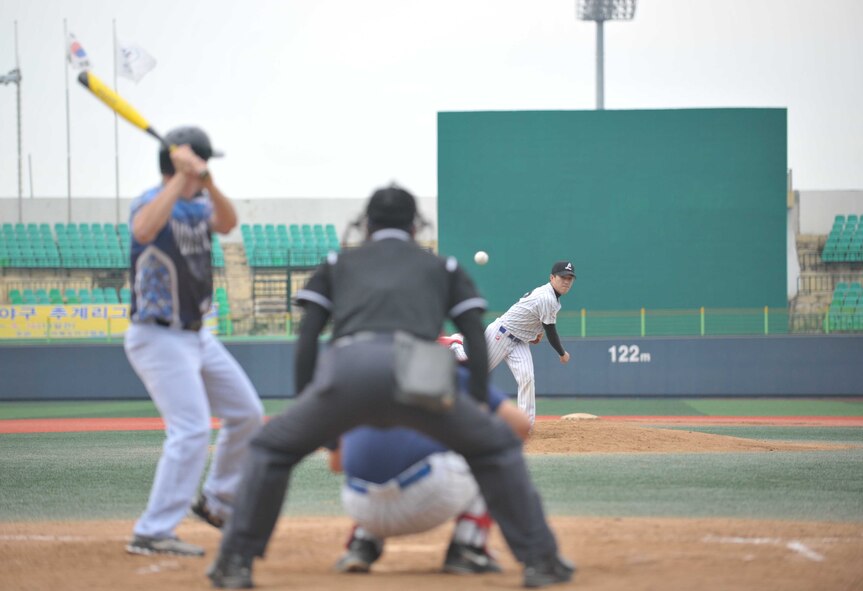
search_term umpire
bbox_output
[209,186,575,588]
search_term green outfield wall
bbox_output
[438,109,787,313]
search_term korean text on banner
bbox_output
[0,305,129,339]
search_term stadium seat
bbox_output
[104,288,120,304]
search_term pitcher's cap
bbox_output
[551,261,576,278]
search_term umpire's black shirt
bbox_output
[295,229,486,340]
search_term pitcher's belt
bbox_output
[499,325,521,343]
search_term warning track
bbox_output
[1,415,861,434]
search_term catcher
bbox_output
[329,334,530,574]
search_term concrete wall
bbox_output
[798,190,863,234]
[2,335,860,401]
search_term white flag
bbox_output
[117,42,157,83]
[67,33,92,70]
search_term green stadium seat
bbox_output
[105,289,120,304]
[120,287,131,304]
[9,289,23,304]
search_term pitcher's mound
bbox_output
[562,413,599,420]
[525,419,846,454]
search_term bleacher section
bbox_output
[822,214,863,263]
[55,223,127,268]
[2,219,346,337]
[1,222,225,269]
[827,281,863,331]
[1,223,61,268]
[241,223,339,267]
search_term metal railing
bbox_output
[3,305,861,343]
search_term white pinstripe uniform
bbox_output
[485,283,561,426]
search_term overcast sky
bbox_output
[1,0,861,200]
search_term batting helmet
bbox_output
[159,126,224,175]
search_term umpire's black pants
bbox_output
[220,336,560,565]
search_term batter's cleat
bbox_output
[208,552,254,589]
[191,494,225,529]
[334,537,382,573]
[523,554,576,588]
[126,535,205,557]
[442,542,503,574]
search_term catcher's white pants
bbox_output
[484,319,536,426]
[341,451,484,539]
[125,323,264,539]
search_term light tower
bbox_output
[576,0,637,110]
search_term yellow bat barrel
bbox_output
[77,71,167,148]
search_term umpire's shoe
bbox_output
[523,554,576,588]
[208,552,254,589]
[126,535,205,557]
[334,536,382,573]
[442,542,503,574]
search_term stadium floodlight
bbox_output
[576,0,637,110]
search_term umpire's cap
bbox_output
[159,126,224,175]
[366,185,417,229]
[551,261,576,278]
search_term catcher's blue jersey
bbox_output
[341,368,507,483]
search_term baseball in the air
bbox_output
[474,250,489,265]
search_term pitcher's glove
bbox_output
[529,333,543,345]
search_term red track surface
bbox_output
[598,415,863,426]
[1,415,862,434]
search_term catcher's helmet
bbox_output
[158,126,224,175]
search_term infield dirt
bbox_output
[2,419,860,591]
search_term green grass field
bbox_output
[1,398,861,524]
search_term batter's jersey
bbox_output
[498,282,561,342]
[341,368,507,484]
[294,229,486,340]
[129,186,214,327]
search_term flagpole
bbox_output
[63,18,71,222]
[113,19,120,225]
[15,21,24,223]
[15,21,23,221]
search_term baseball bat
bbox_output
[77,70,169,150]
